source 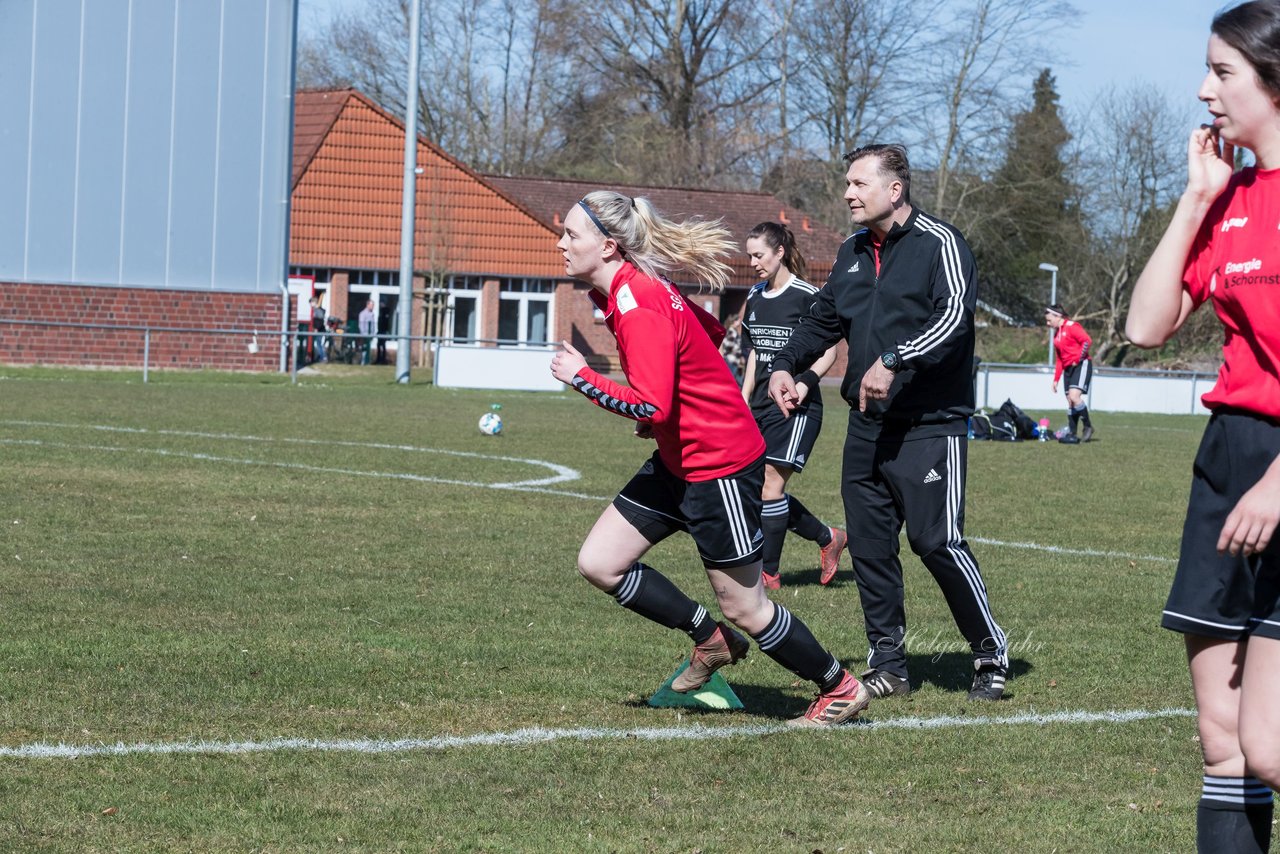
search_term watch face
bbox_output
[881,351,899,371]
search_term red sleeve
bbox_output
[568,307,677,424]
[1053,354,1064,384]
[1070,323,1092,356]
[612,308,678,425]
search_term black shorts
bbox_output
[755,405,823,472]
[1062,360,1092,395]
[613,452,765,569]
[1163,410,1280,641]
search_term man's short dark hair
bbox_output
[843,143,911,204]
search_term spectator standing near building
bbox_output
[740,221,846,590]
[549,190,872,727]
[1127,2,1280,850]
[357,299,375,365]
[1045,304,1093,443]
[310,296,327,363]
[769,143,1008,702]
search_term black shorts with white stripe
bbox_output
[755,404,823,472]
[1163,409,1280,641]
[613,452,765,569]
[1062,359,1092,395]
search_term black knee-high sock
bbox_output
[1197,775,1273,854]
[750,604,843,692]
[1067,408,1079,436]
[786,494,830,544]
[761,497,790,574]
[1078,405,1092,429]
[609,563,716,644]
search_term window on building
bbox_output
[498,278,554,346]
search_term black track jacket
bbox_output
[771,208,976,441]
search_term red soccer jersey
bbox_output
[1184,167,1280,419]
[574,263,765,481]
[1052,320,1092,384]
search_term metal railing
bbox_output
[0,318,557,384]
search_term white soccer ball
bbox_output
[478,412,504,436]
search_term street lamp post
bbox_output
[1038,262,1058,366]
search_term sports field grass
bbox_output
[0,366,1211,852]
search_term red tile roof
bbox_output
[289,89,849,288]
[485,174,848,287]
[291,89,347,189]
[290,89,562,276]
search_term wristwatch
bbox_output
[880,350,902,373]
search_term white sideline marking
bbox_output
[0,707,1195,760]
[0,438,604,501]
[0,420,582,489]
[2,421,1178,561]
[969,537,1176,565]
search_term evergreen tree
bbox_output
[971,69,1081,318]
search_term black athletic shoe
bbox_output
[1082,425,1094,443]
[1058,434,1080,445]
[968,659,1008,701]
[860,668,911,698]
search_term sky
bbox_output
[296,0,1223,127]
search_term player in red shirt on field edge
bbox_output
[1128,2,1280,849]
[1044,303,1095,443]
[549,191,870,727]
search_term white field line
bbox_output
[968,536,1175,564]
[0,419,581,489]
[1,421,1177,563]
[0,438,604,501]
[0,707,1195,760]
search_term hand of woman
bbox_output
[550,340,588,384]
[1217,466,1280,557]
[1187,125,1235,203]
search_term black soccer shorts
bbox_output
[1062,359,1092,396]
[756,405,823,472]
[613,452,765,569]
[1163,409,1280,641]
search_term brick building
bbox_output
[290,88,850,374]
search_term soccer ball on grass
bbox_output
[478,411,504,436]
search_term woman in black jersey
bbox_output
[740,223,846,589]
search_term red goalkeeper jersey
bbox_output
[1052,320,1092,384]
[571,263,765,481]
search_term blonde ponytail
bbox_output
[580,191,735,292]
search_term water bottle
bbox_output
[1038,417,1051,442]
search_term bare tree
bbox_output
[1071,85,1188,359]
[907,0,1077,226]
[555,0,777,185]
[297,0,567,174]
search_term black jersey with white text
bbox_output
[742,278,823,414]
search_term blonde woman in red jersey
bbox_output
[549,191,870,726]
[1129,2,1280,848]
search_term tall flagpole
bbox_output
[395,0,422,384]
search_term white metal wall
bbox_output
[975,363,1216,415]
[0,0,296,293]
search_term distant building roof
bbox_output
[290,88,849,287]
[486,174,847,287]
[290,89,560,277]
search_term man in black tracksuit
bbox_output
[769,144,1009,701]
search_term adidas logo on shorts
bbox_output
[923,469,942,484]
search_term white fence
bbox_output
[975,362,1215,415]
[434,343,562,392]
